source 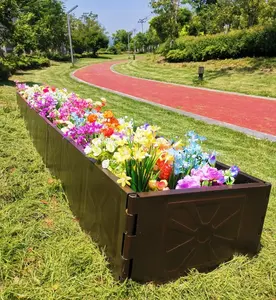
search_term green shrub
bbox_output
[15,55,50,70]
[156,39,175,55]
[0,58,15,81]
[45,52,97,61]
[45,52,71,61]
[81,52,97,58]
[107,46,119,55]
[0,54,50,81]
[97,48,109,54]
[165,25,276,62]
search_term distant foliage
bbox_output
[0,55,50,80]
[165,25,276,62]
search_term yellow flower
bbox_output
[113,146,131,162]
[133,147,147,161]
[117,173,132,187]
[155,137,171,150]
[116,139,128,147]
[173,140,183,150]
[148,180,157,190]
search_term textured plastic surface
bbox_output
[17,93,272,283]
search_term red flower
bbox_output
[102,127,114,137]
[51,86,56,92]
[156,159,173,180]
[43,87,49,93]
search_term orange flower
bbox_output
[104,110,114,119]
[156,180,168,191]
[149,180,168,191]
[87,114,98,123]
[102,127,114,137]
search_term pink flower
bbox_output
[191,165,224,184]
[176,176,201,189]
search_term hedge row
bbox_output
[165,25,276,62]
[45,51,97,62]
[0,55,50,81]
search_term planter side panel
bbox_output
[17,94,48,162]
[18,94,129,280]
[126,185,270,283]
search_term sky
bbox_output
[63,0,152,36]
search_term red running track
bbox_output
[74,61,276,136]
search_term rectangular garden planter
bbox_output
[17,93,272,283]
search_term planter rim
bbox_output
[18,92,271,197]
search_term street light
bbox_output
[67,5,78,67]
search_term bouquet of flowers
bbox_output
[17,82,239,192]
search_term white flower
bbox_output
[91,145,102,157]
[102,159,110,169]
[61,127,69,134]
[92,138,102,147]
[64,121,74,129]
[84,146,92,155]
[106,140,116,153]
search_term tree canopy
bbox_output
[149,0,276,39]
[0,0,109,56]
[71,13,109,55]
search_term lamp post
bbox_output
[67,5,78,67]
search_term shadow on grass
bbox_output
[97,55,113,60]
[0,79,42,87]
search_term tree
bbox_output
[150,0,180,40]
[145,27,161,50]
[149,1,191,41]
[112,29,130,51]
[1,0,67,53]
[71,13,109,55]
[181,0,216,12]
[0,0,18,46]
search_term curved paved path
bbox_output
[73,60,276,140]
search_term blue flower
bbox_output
[230,166,239,177]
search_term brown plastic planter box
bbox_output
[17,93,272,283]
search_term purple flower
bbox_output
[176,176,201,189]
[16,82,27,90]
[230,166,239,177]
[208,152,216,166]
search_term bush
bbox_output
[81,52,97,58]
[45,52,71,61]
[15,55,50,70]
[45,52,97,61]
[105,46,118,55]
[0,55,50,81]
[165,25,276,62]
[0,58,15,81]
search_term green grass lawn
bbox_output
[0,56,276,299]
[114,55,276,98]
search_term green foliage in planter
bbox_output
[165,25,276,62]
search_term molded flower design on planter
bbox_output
[166,194,246,272]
